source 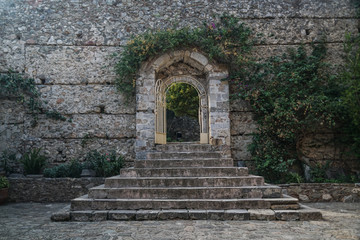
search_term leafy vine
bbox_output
[0,71,66,125]
[116,14,356,183]
[115,14,257,100]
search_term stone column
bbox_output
[207,71,230,147]
[135,74,156,159]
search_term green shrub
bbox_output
[21,148,47,175]
[0,176,9,189]
[0,151,17,175]
[339,33,360,158]
[43,159,83,178]
[236,44,343,183]
[84,150,124,177]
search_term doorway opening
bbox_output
[155,75,209,145]
[166,83,200,143]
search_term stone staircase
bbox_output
[52,143,322,221]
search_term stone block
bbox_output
[136,210,159,220]
[190,52,208,67]
[23,138,135,164]
[108,210,136,220]
[158,210,189,220]
[24,114,135,139]
[0,40,25,72]
[71,211,93,221]
[322,194,333,201]
[51,206,71,222]
[274,210,300,221]
[224,209,250,220]
[271,204,300,210]
[0,100,25,124]
[92,211,108,221]
[25,46,121,84]
[37,85,135,115]
[207,210,225,220]
[248,209,276,220]
[153,53,171,71]
[244,18,357,45]
[253,44,346,67]
[299,210,323,221]
[188,210,207,220]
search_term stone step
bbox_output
[63,206,322,221]
[147,151,222,159]
[134,158,233,168]
[88,185,282,199]
[71,195,299,211]
[155,144,216,153]
[120,167,248,177]
[104,175,265,188]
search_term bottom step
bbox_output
[51,204,322,222]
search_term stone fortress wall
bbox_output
[0,0,358,168]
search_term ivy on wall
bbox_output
[115,14,256,100]
[339,33,360,158]
[235,44,345,183]
[0,71,66,125]
[114,14,359,183]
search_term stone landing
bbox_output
[52,143,322,221]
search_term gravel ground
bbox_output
[0,202,359,240]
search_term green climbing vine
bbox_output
[115,14,358,183]
[115,14,257,100]
[0,71,66,124]
[234,44,345,183]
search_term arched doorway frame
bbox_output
[135,50,230,160]
[155,75,208,145]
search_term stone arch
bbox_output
[135,50,230,160]
[155,75,209,145]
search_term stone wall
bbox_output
[280,183,360,203]
[8,177,105,202]
[7,177,360,203]
[0,0,358,166]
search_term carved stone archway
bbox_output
[135,50,230,160]
[155,75,208,145]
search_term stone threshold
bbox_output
[51,204,322,222]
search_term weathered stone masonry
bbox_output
[0,0,358,167]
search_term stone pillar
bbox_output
[207,71,230,147]
[135,74,156,159]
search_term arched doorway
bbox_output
[166,83,200,142]
[155,76,209,145]
[135,50,230,160]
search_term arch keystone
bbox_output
[190,52,209,67]
[153,53,171,71]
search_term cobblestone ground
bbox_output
[0,202,359,240]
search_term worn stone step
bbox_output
[147,152,222,159]
[88,185,282,199]
[155,144,216,153]
[69,209,250,221]
[53,205,321,222]
[134,158,233,168]
[120,167,248,177]
[71,196,298,211]
[104,175,265,188]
